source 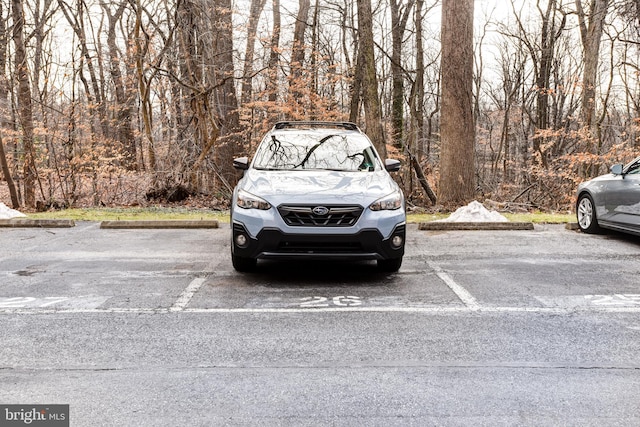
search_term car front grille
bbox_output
[278,205,363,227]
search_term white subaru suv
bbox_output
[230,122,406,272]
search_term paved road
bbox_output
[1,222,639,425]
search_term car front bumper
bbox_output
[232,222,406,261]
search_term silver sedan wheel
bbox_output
[577,194,599,233]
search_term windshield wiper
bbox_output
[253,166,293,171]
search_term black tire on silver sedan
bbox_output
[576,193,600,234]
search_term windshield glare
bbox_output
[252,133,381,171]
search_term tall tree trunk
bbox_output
[356,0,387,158]
[290,0,311,108]
[438,0,475,207]
[407,0,436,205]
[177,0,210,190]
[241,0,268,105]
[413,0,426,160]
[12,0,37,208]
[267,0,281,104]
[349,47,363,123]
[104,1,137,170]
[576,0,609,132]
[291,0,311,74]
[343,0,359,122]
[0,133,18,208]
[533,0,566,168]
[310,0,320,117]
[389,0,415,149]
[133,0,156,172]
[212,0,241,189]
[0,2,19,208]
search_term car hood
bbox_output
[578,173,615,190]
[239,169,400,205]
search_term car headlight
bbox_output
[370,191,403,211]
[236,190,271,210]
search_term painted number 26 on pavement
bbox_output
[299,296,362,308]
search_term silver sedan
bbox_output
[576,156,640,236]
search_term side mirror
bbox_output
[385,159,401,172]
[233,157,249,170]
[610,164,623,176]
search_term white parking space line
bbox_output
[427,261,480,311]
[2,305,640,315]
[170,277,207,312]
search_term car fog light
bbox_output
[235,234,248,247]
[391,235,403,248]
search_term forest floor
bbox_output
[0,185,575,224]
[16,206,573,224]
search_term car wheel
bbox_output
[232,254,257,272]
[377,257,402,272]
[576,194,600,234]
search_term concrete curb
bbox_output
[418,222,534,231]
[100,220,219,229]
[0,219,76,228]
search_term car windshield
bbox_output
[625,157,640,175]
[252,132,381,172]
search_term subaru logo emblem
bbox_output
[312,206,329,216]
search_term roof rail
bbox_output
[274,121,360,131]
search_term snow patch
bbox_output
[0,202,26,219]
[437,201,508,223]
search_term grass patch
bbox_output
[27,207,229,222]
[502,212,574,224]
[27,207,574,224]
[406,213,449,223]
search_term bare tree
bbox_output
[12,0,37,207]
[57,0,109,140]
[0,1,19,207]
[389,0,415,148]
[507,0,567,168]
[241,0,268,105]
[356,0,386,158]
[0,131,16,207]
[267,0,281,105]
[576,0,610,131]
[2,0,639,212]
[488,38,526,181]
[292,0,311,69]
[438,0,475,206]
[133,0,156,172]
[211,0,242,189]
[406,0,437,205]
[103,0,137,169]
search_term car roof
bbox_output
[272,121,362,132]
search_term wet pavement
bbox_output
[1,222,639,425]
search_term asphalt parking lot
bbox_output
[1,222,640,425]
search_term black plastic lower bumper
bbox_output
[232,223,405,261]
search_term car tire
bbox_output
[232,254,257,272]
[377,257,402,272]
[576,193,601,234]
